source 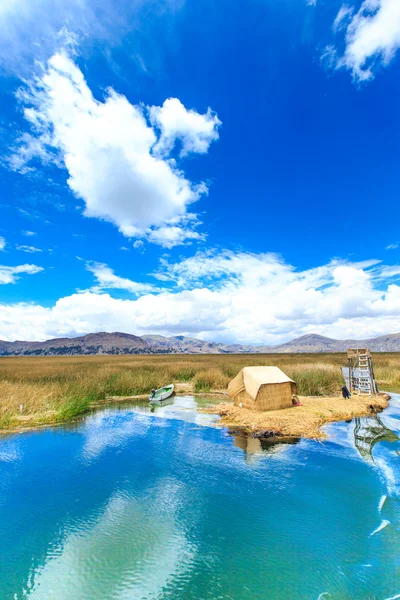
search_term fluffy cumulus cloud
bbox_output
[147,226,205,249]
[11,52,220,246]
[328,0,400,80]
[0,264,43,285]
[1,250,400,343]
[149,98,221,157]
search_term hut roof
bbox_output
[228,366,294,400]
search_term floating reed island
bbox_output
[202,352,391,440]
[201,393,390,440]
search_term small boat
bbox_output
[149,384,174,402]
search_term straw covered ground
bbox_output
[202,394,390,440]
[0,352,398,432]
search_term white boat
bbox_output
[149,383,175,402]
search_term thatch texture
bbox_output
[228,366,296,411]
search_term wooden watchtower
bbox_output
[347,348,378,396]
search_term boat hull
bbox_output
[149,384,174,402]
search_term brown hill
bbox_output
[1,331,400,356]
[272,333,400,353]
[0,332,149,356]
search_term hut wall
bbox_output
[228,371,245,399]
[255,382,294,411]
[233,390,256,410]
[233,382,296,411]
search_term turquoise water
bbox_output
[1,394,399,600]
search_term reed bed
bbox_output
[0,352,398,430]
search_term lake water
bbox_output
[1,394,399,600]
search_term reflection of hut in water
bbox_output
[234,435,262,456]
[354,414,399,463]
[233,433,299,462]
[228,367,296,411]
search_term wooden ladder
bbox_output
[358,352,372,395]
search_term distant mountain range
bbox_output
[1,331,400,356]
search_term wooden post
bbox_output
[369,356,378,394]
[348,356,353,393]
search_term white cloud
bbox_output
[16,245,43,253]
[0,264,43,285]
[372,264,400,280]
[0,236,5,251]
[11,52,220,246]
[147,226,205,248]
[21,230,36,236]
[333,5,354,32]
[149,97,221,157]
[386,243,399,250]
[155,249,289,287]
[0,0,184,74]
[329,0,400,80]
[0,251,400,344]
[85,262,156,295]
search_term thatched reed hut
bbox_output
[228,366,296,411]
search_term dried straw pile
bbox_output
[202,393,389,439]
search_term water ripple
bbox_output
[1,394,399,600]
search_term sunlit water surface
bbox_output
[1,394,400,600]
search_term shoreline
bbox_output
[0,390,390,440]
[0,389,227,436]
[1,353,399,438]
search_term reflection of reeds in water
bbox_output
[0,352,399,429]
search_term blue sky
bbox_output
[0,0,400,344]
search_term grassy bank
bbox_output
[0,352,398,430]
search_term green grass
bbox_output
[193,368,230,392]
[287,366,341,396]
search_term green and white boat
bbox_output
[149,384,175,402]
